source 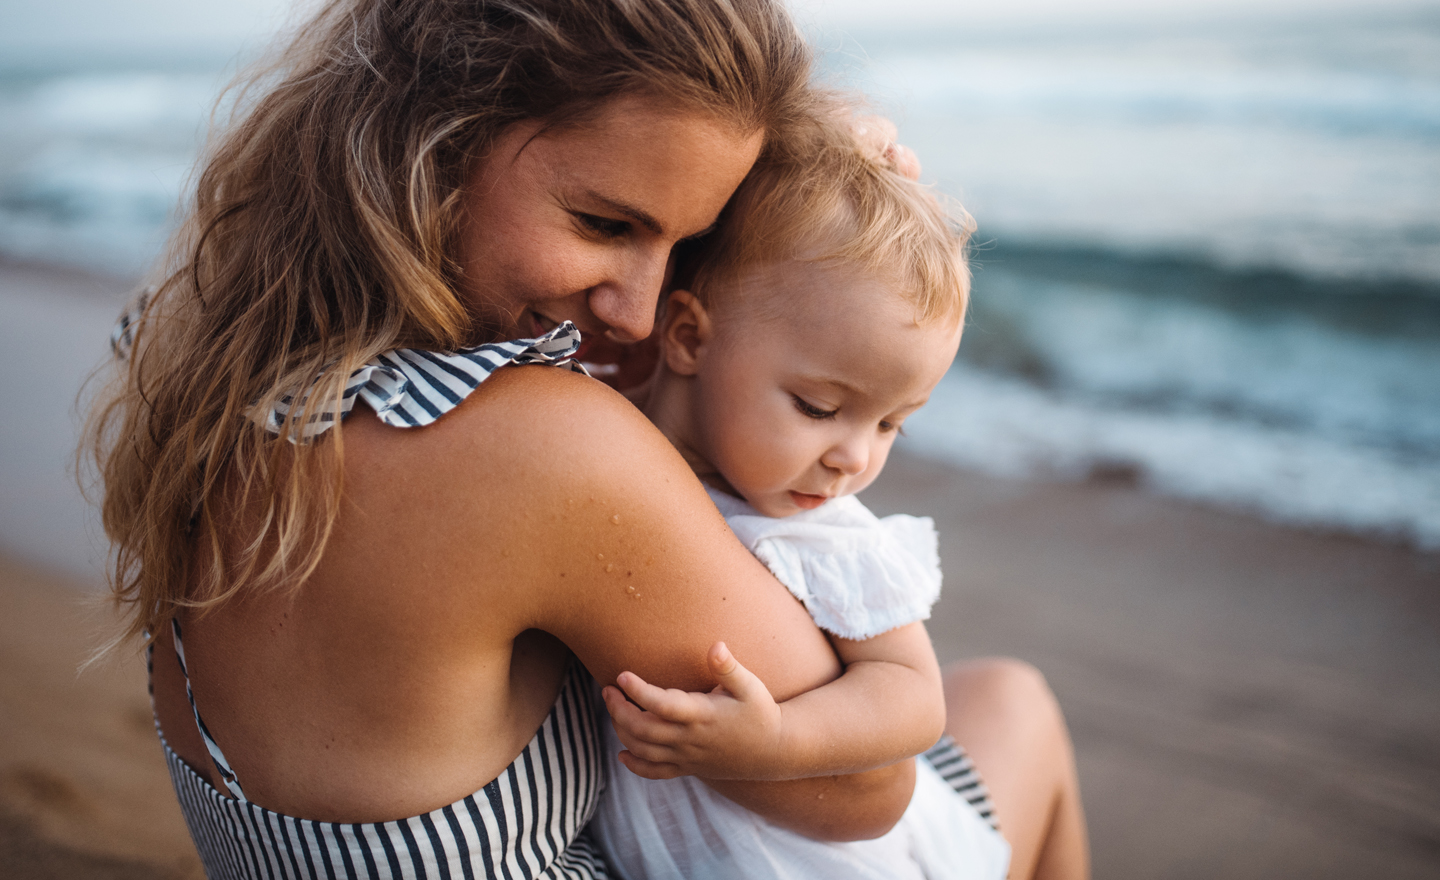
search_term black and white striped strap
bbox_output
[109,289,151,362]
[108,297,587,442]
[262,322,587,440]
[172,617,247,801]
[923,734,1001,831]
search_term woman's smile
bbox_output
[457,95,763,345]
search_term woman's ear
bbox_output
[660,290,712,377]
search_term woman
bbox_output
[88,0,1087,877]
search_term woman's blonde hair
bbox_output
[679,117,973,325]
[85,0,816,645]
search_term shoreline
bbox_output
[1,258,1437,877]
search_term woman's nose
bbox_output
[588,250,670,343]
[821,436,870,477]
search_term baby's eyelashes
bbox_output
[791,395,838,420]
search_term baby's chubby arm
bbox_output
[604,622,946,781]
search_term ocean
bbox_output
[2,12,1437,548]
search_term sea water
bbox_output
[1,14,1437,547]
[832,15,1440,548]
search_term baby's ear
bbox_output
[660,290,712,377]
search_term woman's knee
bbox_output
[942,657,1068,746]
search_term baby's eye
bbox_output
[576,213,630,238]
[792,396,837,420]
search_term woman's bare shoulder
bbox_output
[379,364,694,497]
[341,364,679,494]
[338,364,838,696]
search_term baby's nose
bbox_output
[822,439,869,476]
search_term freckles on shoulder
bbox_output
[380,364,690,514]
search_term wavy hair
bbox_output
[84,0,816,646]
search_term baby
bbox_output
[590,124,1011,879]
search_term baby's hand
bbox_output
[603,642,789,781]
[843,112,923,181]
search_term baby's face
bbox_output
[691,261,962,518]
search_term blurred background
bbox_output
[0,0,1436,877]
[2,0,1437,555]
[816,0,1440,552]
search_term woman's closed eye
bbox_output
[576,212,630,238]
[792,395,837,420]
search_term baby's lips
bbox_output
[788,491,830,510]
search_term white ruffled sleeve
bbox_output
[706,489,942,641]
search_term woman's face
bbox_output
[457,95,765,347]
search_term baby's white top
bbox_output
[592,486,1008,880]
[704,486,941,640]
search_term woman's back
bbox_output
[157,639,608,878]
[152,364,849,817]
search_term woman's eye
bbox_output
[792,396,837,420]
[879,420,896,433]
[577,213,630,238]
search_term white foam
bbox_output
[29,72,222,136]
[977,275,1440,457]
[857,30,1440,286]
[903,366,1440,549]
[875,52,1440,135]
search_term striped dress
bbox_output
[145,322,613,879]
[158,628,610,880]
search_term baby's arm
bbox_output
[604,622,945,781]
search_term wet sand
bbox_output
[0,555,202,879]
[2,260,1437,878]
[867,456,1440,879]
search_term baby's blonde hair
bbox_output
[678,115,974,325]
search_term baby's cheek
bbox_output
[719,432,779,487]
[718,426,788,490]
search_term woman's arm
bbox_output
[603,622,946,781]
[399,365,915,840]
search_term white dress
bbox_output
[590,487,1012,880]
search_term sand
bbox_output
[1,259,1437,878]
[867,457,1440,879]
[0,555,202,879]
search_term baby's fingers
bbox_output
[602,686,689,748]
[616,750,685,781]
[706,642,771,707]
[613,734,682,767]
[615,671,706,723]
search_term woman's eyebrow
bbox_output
[580,189,663,235]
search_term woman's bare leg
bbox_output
[942,658,1090,880]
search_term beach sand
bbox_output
[1,261,1437,878]
[866,456,1440,879]
[0,555,203,879]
